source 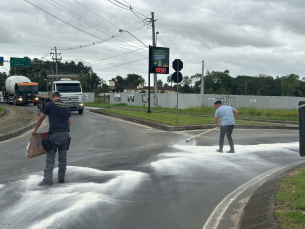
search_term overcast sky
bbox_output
[1,0,305,86]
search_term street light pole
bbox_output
[201,60,204,94]
[151,12,158,109]
[119,29,148,47]
[40,58,54,74]
[156,31,159,46]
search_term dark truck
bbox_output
[3,75,38,105]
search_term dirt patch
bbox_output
[0,104,38,135]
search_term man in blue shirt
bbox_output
[32,91,72,185]
[214,100,238,153]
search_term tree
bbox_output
[157,79,163,87]
[191,73,202,93]
[112,75,125,92]
[180,76,193,93]
[94,83,109,96]
[126,73,145,87]
[167,75,174,87]
[0,72,8,89]
[280,74,301,96]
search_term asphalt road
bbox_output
[0,104,303,229]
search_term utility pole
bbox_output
[50,47,62,75]
[151,12,158,108]
[201,60,204,94]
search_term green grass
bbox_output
[100,108,282,126]
[275,166,305,228]
[0,107,4,115]
[85,102,298,122]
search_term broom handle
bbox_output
[191,127,218,139]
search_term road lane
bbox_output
[0,105,303,229]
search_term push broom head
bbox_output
[185,137,193,143]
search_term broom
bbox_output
[185,127,218,143]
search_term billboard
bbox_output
[149,46,170,74]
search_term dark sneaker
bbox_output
[216,149,223,153]
[227,149,235,153]
[58,179,65,183]
[38,179,53,186]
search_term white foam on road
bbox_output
[0,166,149,229]
[0,142,300,228]
[149,142,299,177]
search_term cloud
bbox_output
[1,0,305,83]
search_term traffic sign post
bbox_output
[172,59,183,123]
[10,57,30,67]
[299,101,305,157]
[172,59,183,72]
[172,72,183,83]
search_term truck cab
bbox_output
[52,79,84,114]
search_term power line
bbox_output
[74,0,120,29]
[108,0,129,10]
[94,57,148,70]
[93,55,147,67]
[45,0,113,36]
[24,0,110,41]
[57,22,147,51]
[121,0,151,13]
[90,48,146,63]
[25,0,144,52]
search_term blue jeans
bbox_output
[44,132,70,181]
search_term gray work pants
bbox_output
[219,125,234,150]
[44,132,70,181]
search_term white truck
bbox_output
[36,77,84,114]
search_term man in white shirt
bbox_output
[214,100,238,153]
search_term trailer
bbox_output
[36,77,84,114]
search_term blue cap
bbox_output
[51,91,61,97]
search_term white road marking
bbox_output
[86,110,152,130]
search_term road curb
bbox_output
[88,109,299,131]
[0,106,38,142]
[0,107,6,117]
[0,121,36,142]
[239,163,305,229]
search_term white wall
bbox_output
[110,93,303,110]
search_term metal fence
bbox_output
[110,93,304,110]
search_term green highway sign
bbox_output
[10,57,30,67]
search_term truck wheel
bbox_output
[78,110,83,114]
